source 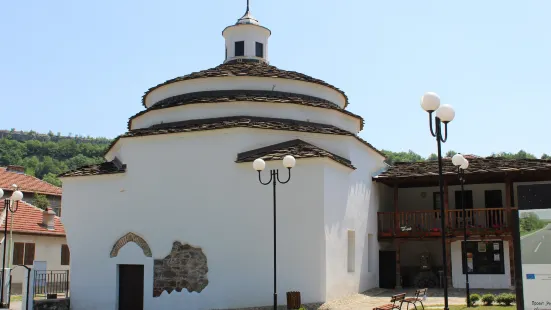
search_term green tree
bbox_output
[542,154,550,160]
[43,173,62,187]
[382,150,424,165]
[445,150,457,158]
[33,193,50,210]
[427,153,438,161]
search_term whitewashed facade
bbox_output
[60,6,385,310]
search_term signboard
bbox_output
[518,184,551,310]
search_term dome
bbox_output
[142,59,350,108]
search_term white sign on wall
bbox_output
[517,183,551,310]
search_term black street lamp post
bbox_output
[452,154,471,307]
[421,92,456,310]
[0,187,23,308]
[253,155,296,310]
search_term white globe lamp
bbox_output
[436,104,455,123]
[282,155,296,169]
[11,190,23,201]
[421,92,441,112]
[460,159,469,170]
[452,154,466,167]
[253,158,266,171]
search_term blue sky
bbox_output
[1,0,549,158]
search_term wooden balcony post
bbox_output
[446,239,453,287]
[508,237,515,287]
[395,239,402,289]
[505,178,513,228]
[444,179,449,230]
[394,184,399,234]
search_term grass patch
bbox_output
[10,295,22,302]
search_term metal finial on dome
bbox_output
[237,0,260,25]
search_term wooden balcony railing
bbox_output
[377,208,513,238]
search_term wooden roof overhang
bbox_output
[373,158,551,188]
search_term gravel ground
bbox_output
[217,288,514,310]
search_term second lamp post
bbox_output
[452,153,471,306]
[421,92,455,310]
[0,187,24,308]
[253,155,296,310]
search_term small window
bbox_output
[347,230,355,272]
[235,41,245,56]
[462,241,505,274]
[255,42,264,57]
[13,243,24,265]
[61,244,70,266]
[24,243,35,265]
[13,242,35,265]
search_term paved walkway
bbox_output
[9,301,21,310]
[317,288,514,310]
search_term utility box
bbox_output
[286,291,301,309]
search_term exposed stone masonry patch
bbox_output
[110,232,152,258]
[153,241,209,297]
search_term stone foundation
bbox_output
[153,241,209,297]
[34,298,70,310]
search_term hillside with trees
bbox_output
[0,129,549,186]
[0,130,110,186]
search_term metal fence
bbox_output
[33,270,69,299]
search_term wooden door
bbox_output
[119,265,144,310]
[379,251,397,289]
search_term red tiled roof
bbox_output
[0,167,62,196]
[1,200,65,236]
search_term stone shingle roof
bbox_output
[0,166,62,196]
[129,90,363,131]
[374,157,551,183]
[58,159,126,178]
[142,59,349,108]
[236,139,355,169]
[108,116,384,158]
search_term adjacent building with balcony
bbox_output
[373,156,551,290]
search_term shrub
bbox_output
[469,293,481,305]
[496,293,515,306]
[481,294,495,305]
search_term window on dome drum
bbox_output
[61,244,70,265]
[13,242,35,265]
[256,42,264,57]
[235,41,245,56]
[462,241,505,275]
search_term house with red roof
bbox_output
[0,165,63,216]
[0,166,68,293]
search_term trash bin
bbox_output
[286,291,301,309]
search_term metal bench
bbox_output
[373,293,406,310]
[404,288,427,310]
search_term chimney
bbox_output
[6,165,25,174]
[42,208,56,230]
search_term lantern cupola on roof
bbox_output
[222,0,271,63]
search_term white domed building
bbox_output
[60,4,386,310]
